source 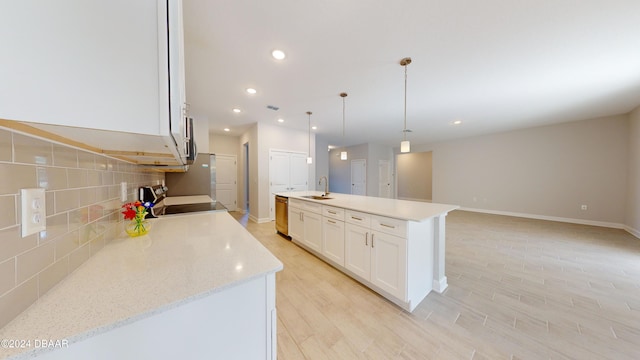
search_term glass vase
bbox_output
[125,219,150,237]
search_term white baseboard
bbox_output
[624,225,640,239]
[460,207,626,229]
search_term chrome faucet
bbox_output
[319,176,329,196]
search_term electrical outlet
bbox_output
[21,188,46,237]
[121,182,128,202]
[581,205,588,210]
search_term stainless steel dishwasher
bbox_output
[275,195,289,237]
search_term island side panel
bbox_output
[432,214,448,293]
[406,218,434,311]
[30,275,274,360]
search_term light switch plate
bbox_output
[21,188,46,237]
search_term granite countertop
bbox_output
[0,212,283,359]
[277,191,459,222]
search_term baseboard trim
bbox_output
[460,207,626,230]
[256,217,272,224]
[624,225,640,239]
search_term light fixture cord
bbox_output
[403,63,408,141]
[308,112,311,155]
[342,96,346,147]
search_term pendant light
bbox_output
[306,111,313,164]
[400,57,412,153]
[340,92,348,160]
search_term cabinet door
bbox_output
[289,206,303,241]
[344,224,370,281]
[322,218,345,267]
[0,2,162,135]
[302,211,322,252]
[370,231,407,300]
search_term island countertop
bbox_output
[276,191,458,222]
[0,212,283,359]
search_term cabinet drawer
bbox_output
[345,210,371,227]
[322,205,345,221]
[289,198,303,208]
[371,215,407,238]
[303,200,322,214]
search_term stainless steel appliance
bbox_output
[139,185,227,217]
[275,195,288,237]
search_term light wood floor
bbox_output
[231,211,640,359]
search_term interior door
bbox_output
[289,153,309,191]
[216,154,237,211]
[378,160,391,198]
[351,159,367,195]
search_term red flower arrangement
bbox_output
[122,201,153,236]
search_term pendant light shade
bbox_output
[400,57,412,153]
[306,111,313,164]
[340,92,348,161]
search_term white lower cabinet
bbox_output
[344,223,371,280]
[322,217,345,266]
[289,202,303,241]
[291,199,413,308]
[289,199,322,252]
[370,230,407,300]
[302,210,322,252]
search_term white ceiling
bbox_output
[183,0,640,148]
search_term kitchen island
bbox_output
[277,191,458,312]
[0,212,283,360]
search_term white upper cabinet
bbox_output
[0,0,188,166]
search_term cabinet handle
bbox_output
[328,219,336,224]
[328,210,336,214]
[365,232,368,246]
[380,223,396,229]
[300,212,303,221]
[371,234,375,248]
[351,216,362,221]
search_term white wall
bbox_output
[397,151,432,201]
[412,114,629,226]
[329,143,368,194]
[239,125,258,219]
[210,134,239,156]
[367,143,394,197]
[627,106,640,237]
[315,138,330,191]
[256,123,314,222]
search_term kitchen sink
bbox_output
[301,195,333,200]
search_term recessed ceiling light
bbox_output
[272,50,286,60]
[232,108,241,113]
[223,128,230,132]
[312,126,317,130]
[452,120,462,125]
[246,88,257,94]
[277,118,284,123]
